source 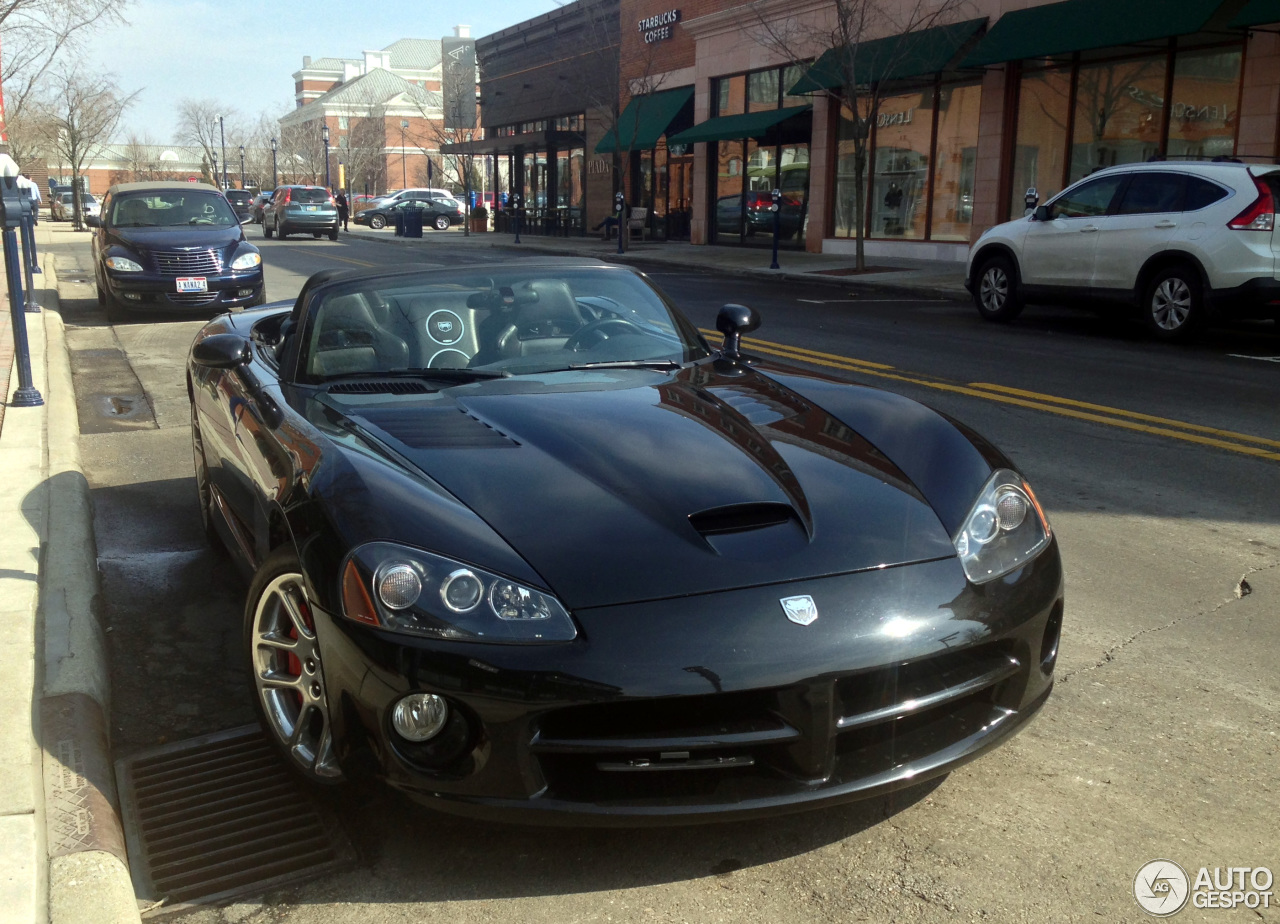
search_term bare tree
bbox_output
[751,0,970,269]
[341,108,388,200]
[39,66,136,228]
[277,119,326,185]
[1,0,125,129]
[175,98,238,187]
[118,131,165,182]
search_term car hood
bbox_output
[111,225,244,253]
[316,362,957,609]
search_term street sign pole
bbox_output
[1,176,43,407]
[769,188,781,270]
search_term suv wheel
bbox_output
[263,220,273,239]
[277,218,288,240]
[973,254,1024,322]
[1144,266,1201,341]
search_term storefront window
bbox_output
[779,144,810,242]
[930,82,981,241]
[833,105,868,239]
[714,139,744,243]
[714,75,746,117]
[1010,65,1071,219]
[748,70,780,112]
[782,64,809,108]
[1069,55,1166,183]
[870,88,933,239]
[1167,47,1241,158]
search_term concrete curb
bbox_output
[36,251,140,924]
[340,229,970,301]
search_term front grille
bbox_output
[167,292,220,307]
[531,644,1022,807]
[154,250,222,275]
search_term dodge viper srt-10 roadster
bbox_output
[187,260,1064,824]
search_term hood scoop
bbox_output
[351,407,518,449]
[689,502,810,559]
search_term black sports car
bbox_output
[188,261,1063,824]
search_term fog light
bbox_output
[392,693,449,742]
[123,292,142,300]
[237,288,256,298]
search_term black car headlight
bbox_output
[340,541,576,643]
[953,469,1052,584]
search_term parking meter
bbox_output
[615,191,626,254]
[1024,187,1039,217]
[16,190,38,311]
[0,175,42,406]
[769,188,782,270]
[512,193,522,244]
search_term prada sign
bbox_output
[639,9,680,43]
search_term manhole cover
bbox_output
[116,726,351,916]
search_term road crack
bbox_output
[1061,559,1279,683]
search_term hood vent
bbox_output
[690,503,798,536]
[328,380,430,395]
[690,502,810,559]
[352,407,518,449]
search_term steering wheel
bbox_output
[564,317,647,352]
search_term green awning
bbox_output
[962,0,1225,67]
[1230,0,1280,27]
[666,105,812,146]
[789,18,987,94]
[595,86,694,154]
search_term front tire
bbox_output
[246,547,345,785]
[369,215,386,230]
[973,254,1024,322]
[1143,266,1201,341]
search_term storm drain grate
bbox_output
[116,725,351,916]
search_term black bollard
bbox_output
[615,191,625,256]
[1,176,44,407]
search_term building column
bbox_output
[805,94,834,254]
[1238,30,1280,158]
[970,64,1012,243]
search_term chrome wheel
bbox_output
[251,573,343,780]
[980,266,1008,312]
[1150,277,1192,331]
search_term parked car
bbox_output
[187,262,1062,821]
[371,187,457,208]
[250,191,274,224]
[224,189,255,224]
[967,160,1280,340]
[53,191,101,222]
[262,185,339,240]
[87,181,263,322]
[352,196,462,231]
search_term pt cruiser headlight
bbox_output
[340,541,576,643]
[230,252,261,270]
[954,469,1052,584]
[105,256,143,272]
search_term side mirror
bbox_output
[1032,205,1052,222]
[192,333,252,369]
[716,303,760,360]
[85,215,101,228]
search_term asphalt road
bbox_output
[48,227,1280,923]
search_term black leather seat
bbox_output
[308,295,411,377]
[491,279,584,360]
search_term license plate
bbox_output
[176,277,207,293]
[306,205,318,212]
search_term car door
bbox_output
[1091,171,1187,296]
[1020,174,1126,290]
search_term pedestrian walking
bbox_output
[335,190,349,231]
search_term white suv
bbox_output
[966,161,1280,339]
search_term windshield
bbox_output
[301,267,710,382]
[109,191,238,227]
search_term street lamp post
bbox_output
[270,137,278,188]
[322,123,331,191]
[400,120,409,188]
[211,153,218,187]
[218,116,227,190]
[239,145,246,190]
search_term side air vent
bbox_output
[353,407,518,449]
[327,380,431,395]
[689,502,809,558]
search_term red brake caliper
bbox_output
[284,593,315,710]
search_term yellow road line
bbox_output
[698,329,1280,462]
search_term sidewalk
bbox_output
[0,223,140,924]
[343,226,971,300]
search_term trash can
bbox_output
[393,209,405,237]
[403,205,424,239]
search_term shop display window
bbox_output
[930,82,981,241]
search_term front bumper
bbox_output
[105,270,264,312]
[311,545,1064,825]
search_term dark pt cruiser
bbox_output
[188,261,1064,825]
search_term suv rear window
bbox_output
[225,191,251,205]
[291,188,331,204]
[1185,177,1229,211]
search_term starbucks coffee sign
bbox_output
[639,9,680,43]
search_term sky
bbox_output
[81,0,561,144]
